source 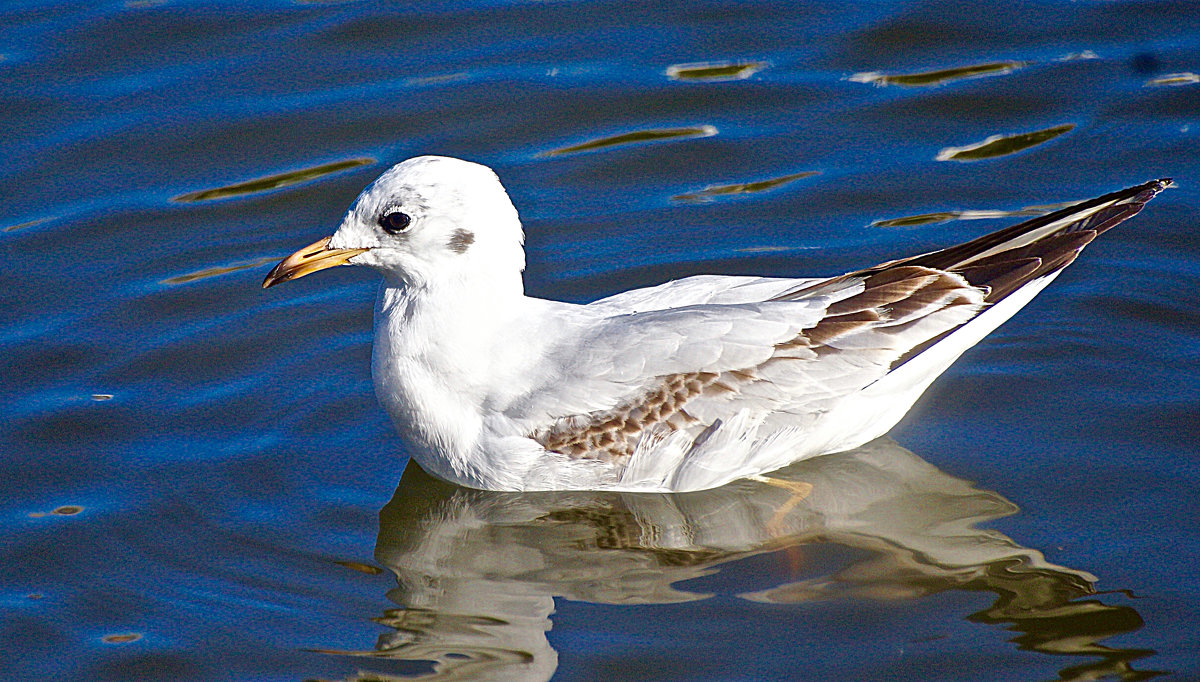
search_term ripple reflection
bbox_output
[673,171,818,203]
[354,439,1154,681]
[161,256,281,285]
[666,61,767,82]
[872,200,1079,228]
[1146,72,1199,87]
[170,157,375,202]
[850,61,1026,87]
[541,126,717,157]
[937,124,1075,162]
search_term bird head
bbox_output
[263,155,525,290]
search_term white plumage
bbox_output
[263,156,1168,492]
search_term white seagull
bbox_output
[263,156,1168,492]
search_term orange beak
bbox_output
[262,237,368,289]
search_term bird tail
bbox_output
[903,178,1171,304]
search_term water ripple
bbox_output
[936,124,1075,162]
[171,158,375,203]
[541,125,717,157]
[873,201,1078,227]
[2,217,51,233]
[666,61,767,82]
[161,256,282,286]
[673,171,819,203]
[850,61,1026,87]
[1146,72,1199,87]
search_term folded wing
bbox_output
[514,179,1170,473]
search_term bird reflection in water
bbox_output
[333,439,1157,681]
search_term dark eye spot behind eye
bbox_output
[448,229,475,254]
[379,210,411,234]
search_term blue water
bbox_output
[2,1,1198,679]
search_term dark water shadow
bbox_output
[331,439,1159,681]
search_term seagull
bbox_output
[263,156,1168,492]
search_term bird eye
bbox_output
[379,210,412,234]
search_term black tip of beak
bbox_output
[262,264,287,289]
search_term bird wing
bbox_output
[587,274,826,312]
[506,264,983,461]
[505,178,1170,469]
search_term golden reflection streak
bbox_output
[541,125,717,157]
[171,157,374,203]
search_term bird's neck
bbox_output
[371,270,528,485]
[378,266,526,341]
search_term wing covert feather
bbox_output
[508,267,986,463]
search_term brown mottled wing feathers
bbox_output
[532,267,973,461]
[532,179,1171,461]
[532,371,722,461]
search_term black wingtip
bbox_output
[1137,178,1173,198]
